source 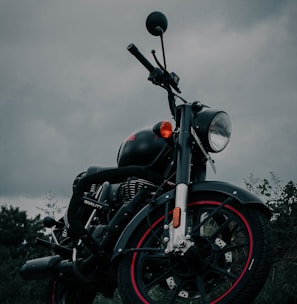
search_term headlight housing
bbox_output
[193,109,232,153]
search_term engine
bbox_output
[119,177,158,203]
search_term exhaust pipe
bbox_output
[20,255,72,280]
[20,254,99,281]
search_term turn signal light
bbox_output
[153,121,173,139]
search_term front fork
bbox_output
[166,104,195,254]
[165,183,195,254]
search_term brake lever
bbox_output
[151,50,181,93]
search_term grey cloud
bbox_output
[0,0,296,214]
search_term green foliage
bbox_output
[245,173,297,304]
[0,205,50,304]
[93,290,122,304]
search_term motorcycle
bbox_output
[20,12,274,304]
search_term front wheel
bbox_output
[118,194,273,304]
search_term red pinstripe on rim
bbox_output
[130,201,254,304]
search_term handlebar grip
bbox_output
[127,43,155,73]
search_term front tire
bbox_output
[118,194,273,303]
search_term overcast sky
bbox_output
[1,0,296,217]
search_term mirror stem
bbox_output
[160,33,167,70]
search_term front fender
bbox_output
[190,181,270,213]
[112,181,271,261]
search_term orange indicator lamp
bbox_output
[172,207,181,228]
[153,121,173,139]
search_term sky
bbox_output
[1,0,296,217]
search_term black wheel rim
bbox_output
[130,201,254,303]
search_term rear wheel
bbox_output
[50,279,97,304]
[49,219,97,304]
[118,194,273,303]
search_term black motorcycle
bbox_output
[20,12,273,304]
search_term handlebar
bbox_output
[127,42,180,119]
[127,43,155,73]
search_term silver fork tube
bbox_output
[170,183,188,248]
[167,104,193,253]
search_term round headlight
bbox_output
[194,109,232,153]
[208,112,232,152]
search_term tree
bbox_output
[37,190,66,218]
[0,205,50,304]
[245,173,297,304]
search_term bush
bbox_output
[0,205,50,304]
[246,173,297,304]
